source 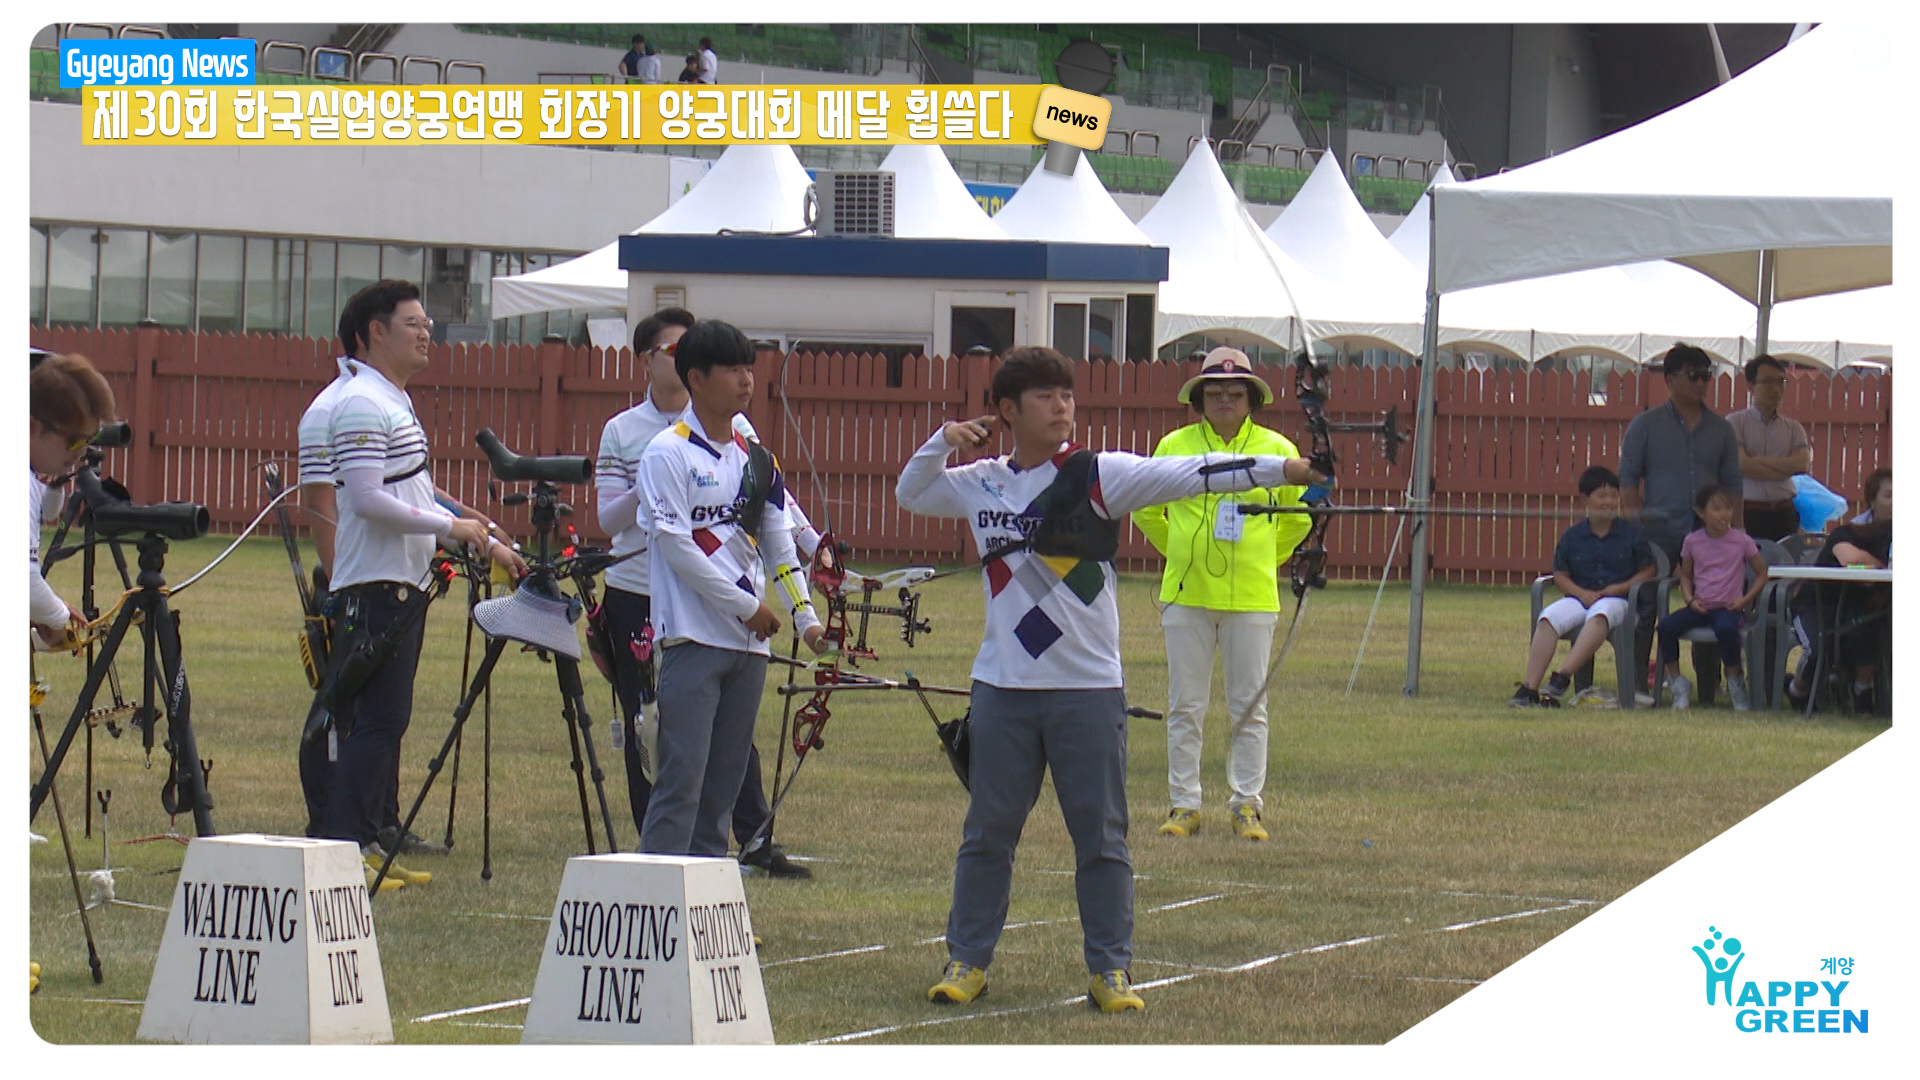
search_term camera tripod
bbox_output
[370,477,624,893]
[31,529,216,840]
[40,453,139,839]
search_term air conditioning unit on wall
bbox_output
[809,170,896,237]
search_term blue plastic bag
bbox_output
[1791,475,1849,533]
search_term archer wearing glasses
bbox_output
[29,350,117,650]
[1727,355,1812,542]
[1618,342,1746,700]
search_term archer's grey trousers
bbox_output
[640,641,768,858]
[946,682,1134,975]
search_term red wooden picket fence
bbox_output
[30,326,1893,585]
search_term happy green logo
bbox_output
[1692,925,1745,1004]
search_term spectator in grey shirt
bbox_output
[1619,343,1745,700]
[1726,355,1811,542]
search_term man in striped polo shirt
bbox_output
[320,279,516,882]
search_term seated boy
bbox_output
[1510,466,1657,707]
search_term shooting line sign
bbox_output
[137,835,392,1044]
[522,854,773,1044]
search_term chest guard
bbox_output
[984,449,1120,565]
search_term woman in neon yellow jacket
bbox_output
[1130,348,1307,842]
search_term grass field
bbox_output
[28,535,1886,1044]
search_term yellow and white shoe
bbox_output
[1158,808,1202,837]
[363,851,429,888]
[1231,805,1269,842]
[1088,969,1145,1012]
[30,960,41,994]
[927,960,988,1004]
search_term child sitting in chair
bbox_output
[1510,466,1656,708]
[1656,485,1769,710]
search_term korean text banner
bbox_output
[80,85,1047,146]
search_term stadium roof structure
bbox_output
[492,144,813,319]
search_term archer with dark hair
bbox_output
[898,344,1324,1013]
[636,319,828,860]
[1728,353,1812,542]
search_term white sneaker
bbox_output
[1727,675,1752,712]
[1668,675,1693,710]
[29,831,47,844]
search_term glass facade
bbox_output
[29,220,585,344]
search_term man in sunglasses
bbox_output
[1619,343,1745,700]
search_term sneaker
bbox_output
[362,847,431,887]
[1785,676,1810,714]
[1088,969,1145,1013]
[1853,685,1876,716]
[1231,805,1268,842]
[1540,671,1572,706]
[363,865,407,894]
[1158,808,1202,837]
[1727,675,1752,712]
[1667,675,1693,710]
[927,960,988,1004]
[740,842,813,880]
[378,826,449,857]
[1505,684,1541,708]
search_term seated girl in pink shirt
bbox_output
[1657,485,1770,710]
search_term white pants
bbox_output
[1162,605,1279,814]
[1539,595,1630,636]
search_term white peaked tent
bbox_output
[992,153,1156,245]
[491,145,814,319]
[1263,152,1425,353]
[1403,22,1898,694]
[876,144,1008,240]
[1138,139,1324,350]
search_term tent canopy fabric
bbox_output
[1139,139,1315,350]
[876,144,1008,240]
[1261,149,1424,352]
[1431,22,1893,302]
[992,152,1156,245]
[491,145,817,320]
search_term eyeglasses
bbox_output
[36,417,92,453]
[651,341,679,357]
[395,317,435,334]
[1681,370,1713,383]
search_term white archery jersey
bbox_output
[28,470,68,627]
[639,415,818,654]
[296,357,359,487]
[594,395,677,595]
[327,365,450,589]
[894,430,1298,690]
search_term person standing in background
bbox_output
[1726,355,1811,543]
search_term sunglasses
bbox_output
[651,341,679,357]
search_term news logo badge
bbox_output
[1033,40,1114,175]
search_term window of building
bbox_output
[47,225,98,326]
[1052,301,1087,361]
[381,243,424,285]
[1087,297,1123,360]
[244,236,297,334]
[306,240,336,343]
[149,231,196,327]
[196,234,243,332]
[98,229,149,326]
[29,225,47,325]
[337,242,379,308]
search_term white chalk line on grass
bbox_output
[446,1021,524,1031]
[763,944,889,968]
[453,912,549,922]
[34,997,144,1006]
[914,893,1231,946]
[412,997,532,1024]
[806,902,1591,1044]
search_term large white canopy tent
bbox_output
[1401,21,1897,694]
[1137,139,1324,352]
[1265,152,1425,354]
[875,143,1009,241]
[491,144,813,320]
[992,152,1158,245]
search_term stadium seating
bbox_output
[458,24,848,74]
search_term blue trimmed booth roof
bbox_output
[617,235,1169,284]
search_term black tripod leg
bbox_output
[373,636,510,896]
[31,603,137,823]
[557,674,596,855]
[481,672,493,883]
[151,602,215,837]
[558,657,620,855]
[444,594,479,850]
[34,706,104,984]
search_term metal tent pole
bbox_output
[1755,249,1777,356]
[1404,192,1442,696]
